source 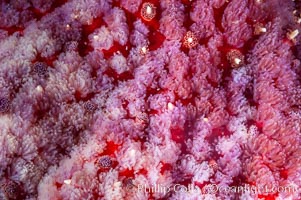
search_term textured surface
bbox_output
[0,0,301,199]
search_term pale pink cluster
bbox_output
[0,0,300,200]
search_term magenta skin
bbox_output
[0,0,300,199]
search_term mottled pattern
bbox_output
[98,156,113,169]
[0,0,301,200]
